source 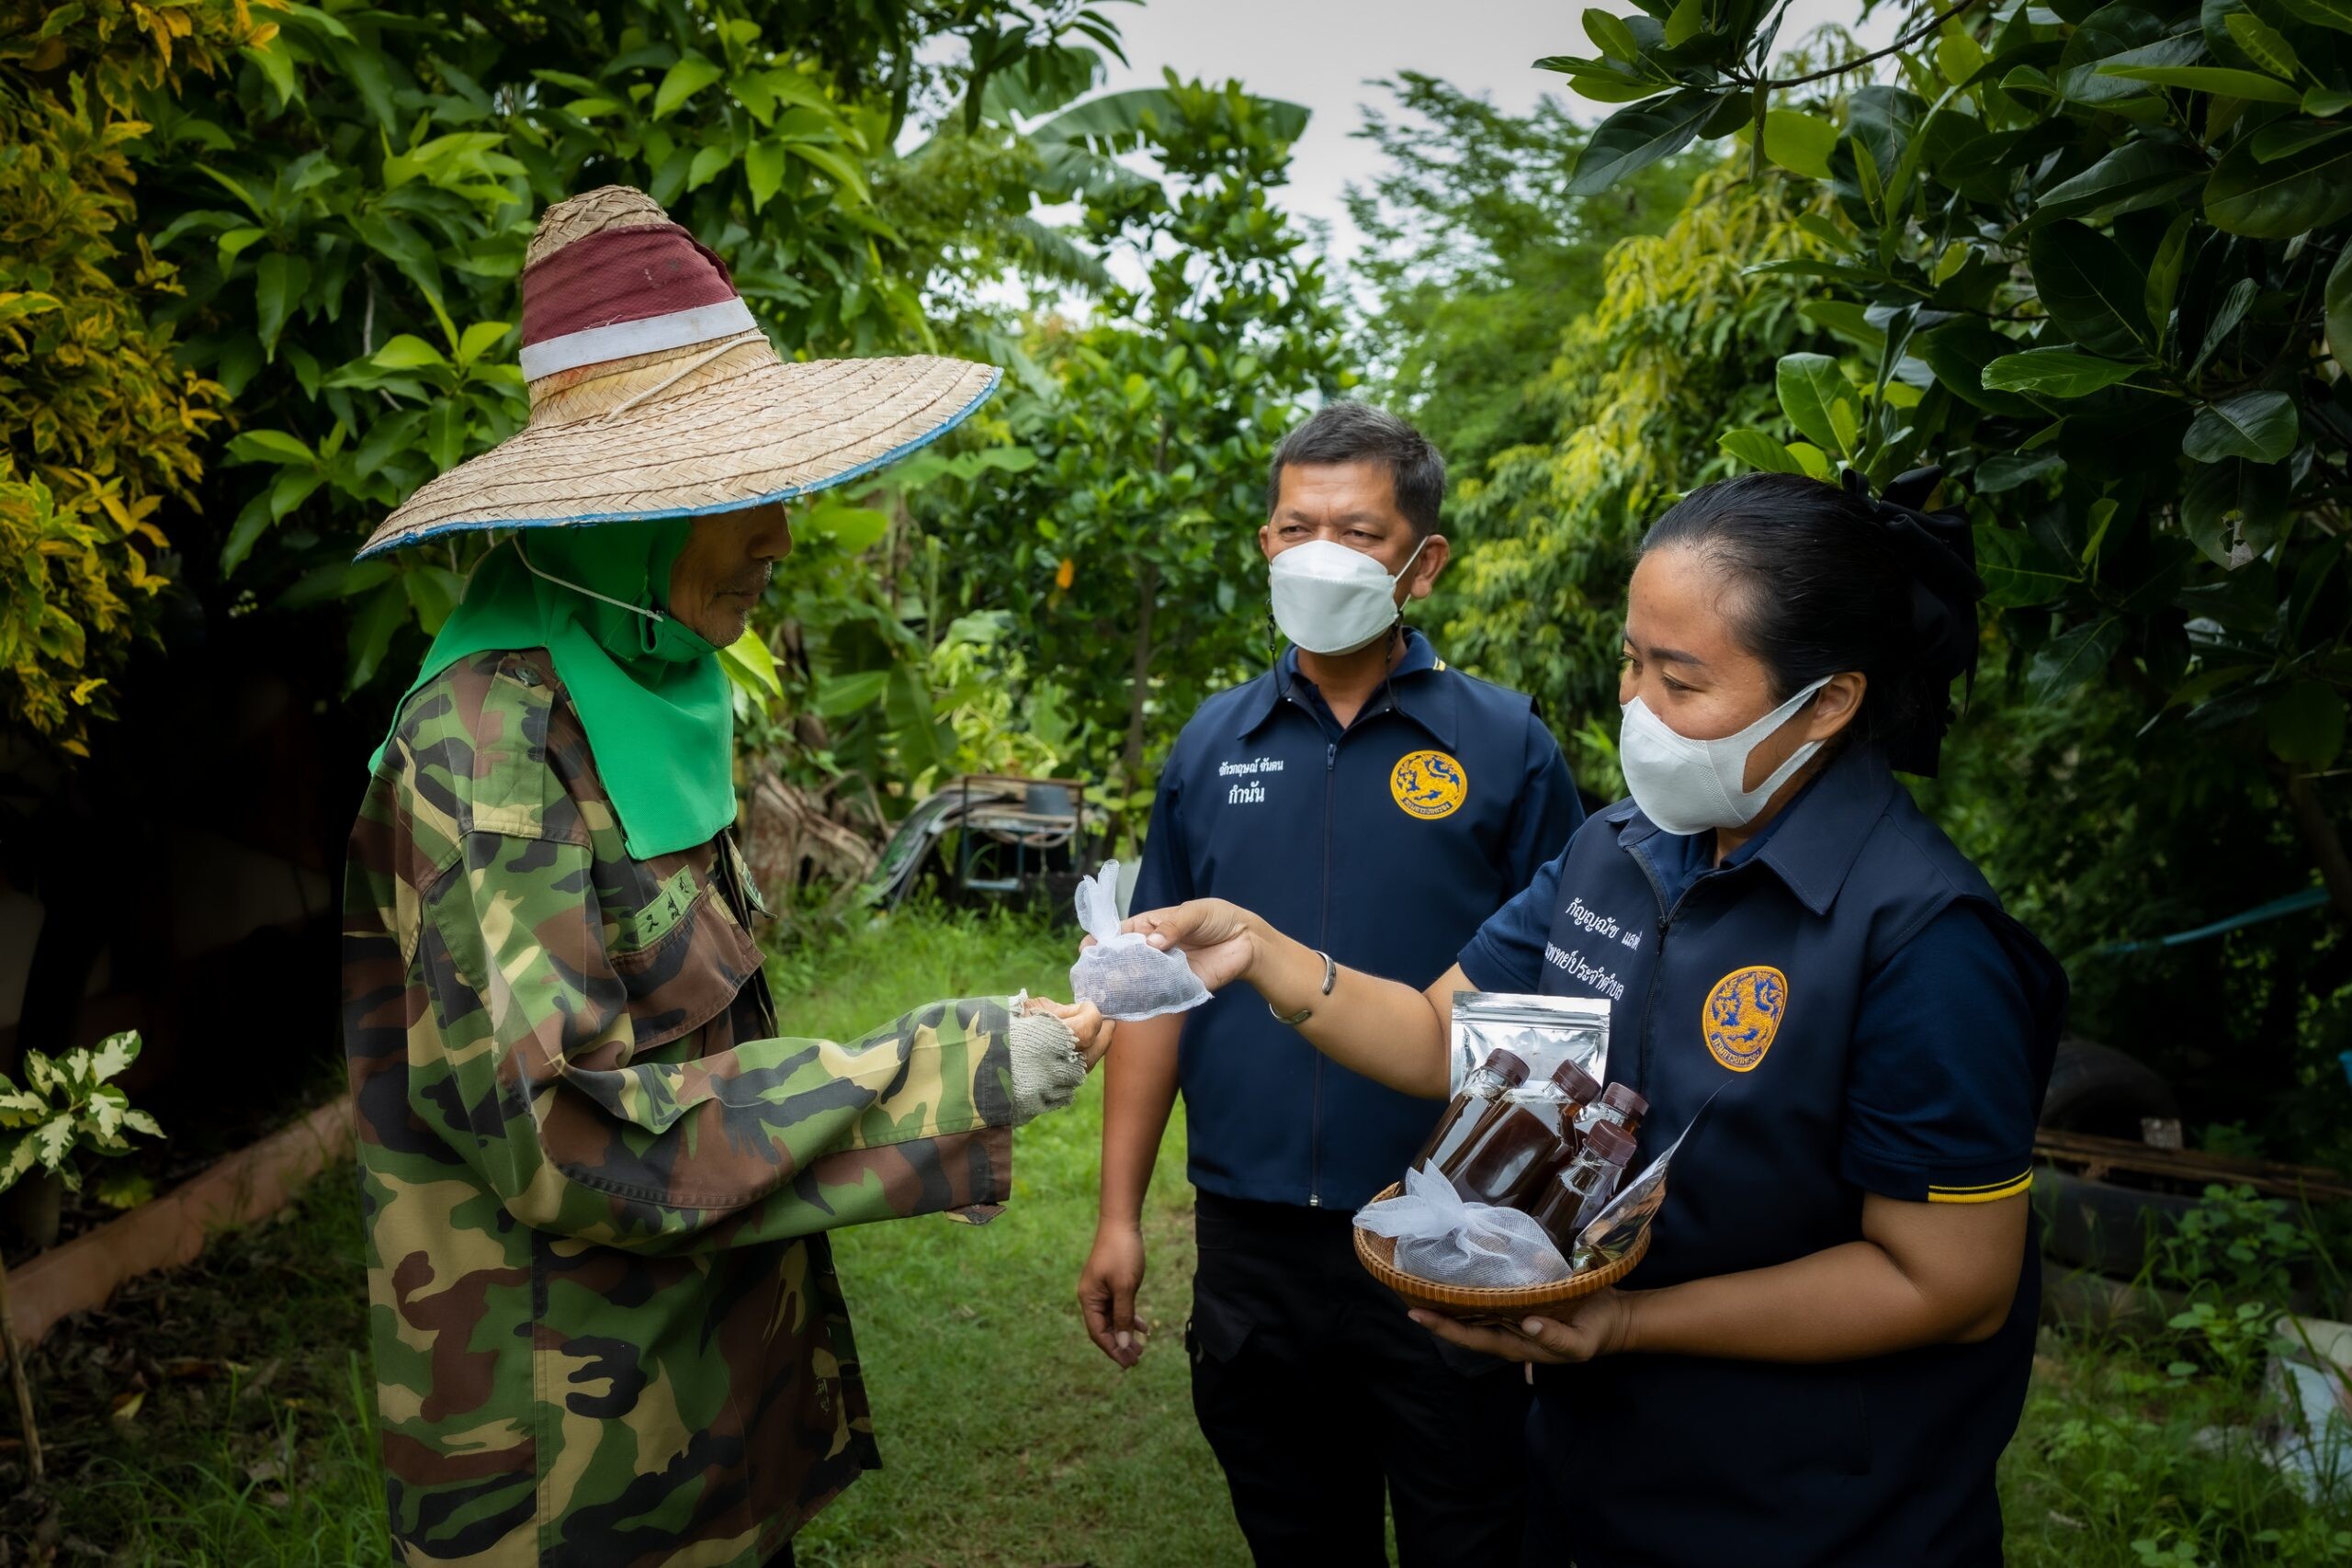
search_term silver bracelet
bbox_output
[1268,950,1337,1027]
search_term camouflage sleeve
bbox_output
[415,829,1020,1252]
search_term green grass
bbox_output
[4,1162,387,1562]
[8,905,2349,1565]
[2000,1331,2352,1568]
[772,906,1245,1567]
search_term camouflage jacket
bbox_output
[342,649,1021,1568]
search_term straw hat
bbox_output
[356,186,1001,559]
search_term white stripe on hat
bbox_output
[518,298,760,381]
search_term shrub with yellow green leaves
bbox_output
[1436,160,1835,788]
[0,1,265,753]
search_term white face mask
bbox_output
[1268,536,1427,656]
[1617,676,1832,836]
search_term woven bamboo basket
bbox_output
[1351,1179,1651,1325]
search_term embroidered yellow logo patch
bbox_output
[1390,750,1467,819]
[1702,965,1787,1073]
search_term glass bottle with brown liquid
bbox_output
[1412,1049,1532,1177]
[1440,1056,1601,1208]
[1586,1082,1647,1136]
[1537,1082,1645,1205]
[1529,1119,1636,1257]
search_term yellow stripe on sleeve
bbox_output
[1926,1170,2033,1203]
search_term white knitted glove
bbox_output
[1006,1008,1088,1125]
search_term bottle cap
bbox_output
[1586,1119,1636,1164]
[1551,1058,1601,1103]
[1600,1083,1648,1120]
[1481,1049,1532,1089]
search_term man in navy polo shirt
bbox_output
[1075,403,1582,1565]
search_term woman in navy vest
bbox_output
[1121,470,2066,1566]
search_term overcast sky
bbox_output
[1091,0,1904,268]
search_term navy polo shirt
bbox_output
[1134,627,1581,1211]
[1459,742,2065,1567]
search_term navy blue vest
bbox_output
[1138,632,1580,1210]
[1523,745,2064,1567]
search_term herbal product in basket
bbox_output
[1448,991,1609,1099]
[1353,1166,1571,1289]
[1441,1056,1600,1208]
[1577,1081,1647,1138]
[1529,1119,1635,1257]
[1412,1048,1532,1177]
[1570,1116,1700,1272]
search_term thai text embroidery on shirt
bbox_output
[1544,942,1627,1001]
[1566,896,1644,951]
[1565,897,1620,940]
[1219,756,1280,806]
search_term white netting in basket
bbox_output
[1354,1166,1571,1289]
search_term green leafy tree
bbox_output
[880,34,1132,327]
[1535,1,2352,1135]
[1546,0,2352,921]
[1344,73,1699,481]
[1432,159,1837,786]
[0,0,263,754]
[741,453,1038,806]
[726,56,1367,860]
[923,74,1352,816]
[720,38,1171,862]
[133,1,1116,697]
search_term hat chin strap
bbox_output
[513,534,667,624]
[596,330,768,423]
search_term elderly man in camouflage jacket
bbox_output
[341,186,1110,1568]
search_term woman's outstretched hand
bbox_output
[1121,899,1257,993]
[1023,995,1114,1067]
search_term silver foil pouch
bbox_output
[1449,991,1610,1103]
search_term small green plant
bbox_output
[2130,1532,2205,1567]
[2010,1172,2350,1564]
[0,1032,164,1192]
[2157,1183,2312,1308]
[2163,1299,2278,1390]
[0,1029,163,1483]
[2148,1183,2315,1391]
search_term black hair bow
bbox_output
[1840,467,1986,777]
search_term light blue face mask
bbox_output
[1617,676,1831,836]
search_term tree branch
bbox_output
[1760,0,1988,91]
[2285,770,2352,925]
[0,1255,42,1481]
[1121,560,1159,793]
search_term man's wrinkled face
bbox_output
[666,502,791,647]
[1257,460,1447,603]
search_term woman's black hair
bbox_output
[1637,468,1985,776]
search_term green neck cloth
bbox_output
[372,519,734,860]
